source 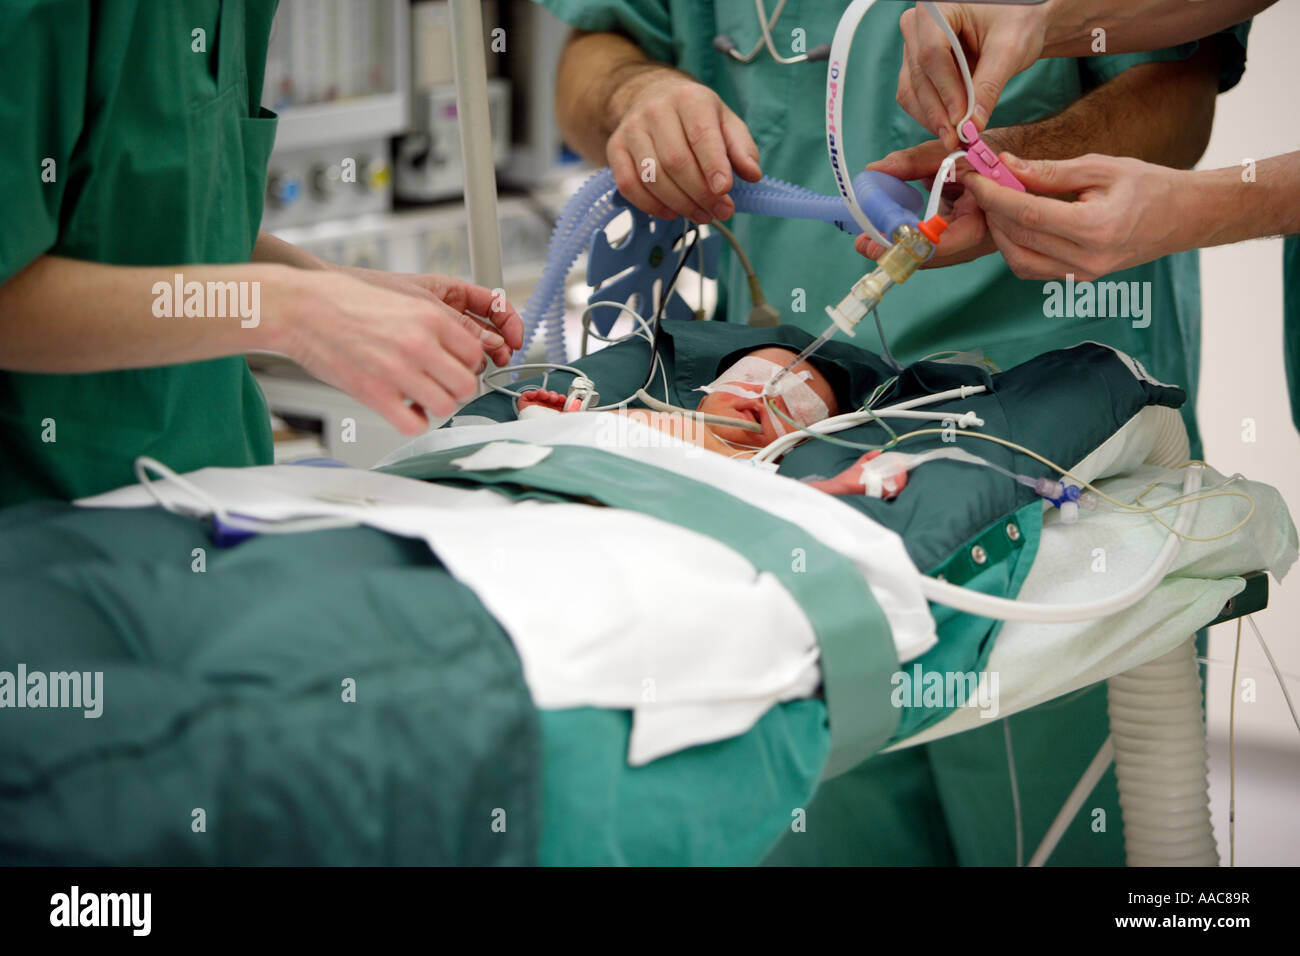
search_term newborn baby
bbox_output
[518,346,839,457]
[517,345,892,496]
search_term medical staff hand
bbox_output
[340,267,524,368]
[854,137,1005,267]
[605,69,763,224]
[895,2,1047,149]
[267,269,507,435]
[962,153,1190,281]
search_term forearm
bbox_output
[554,29,682,165]
[989,42,1221,169]
[1183,152,1300,249]
[254,233,415,291]
[252,231,334,271]
[0,256,292,373]
[1041,0,1266,58]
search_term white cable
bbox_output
[752,408,896,463]
[1229,618,1241,866]
[1028,736,1115,867]
[1247,615,1300,735]
[133,457,358,535]
[861,408,982,426]
[919,465,1202,623]
[827,0,978,244]
[633,388,765,433]
[489,298,665,413]
[135,456,228,521]
[920,1,978,140]
[751,410,875,463]
[483,361,586,407]
[580,299,658,347]
[927,150,967,221]
[876,383,987,411]
[752,407,979,463]
[1197,655,1300,686]
[892,444,1011,477]
[1004,720,1024,867]
[581,300,669,406]
[751,384,988,463]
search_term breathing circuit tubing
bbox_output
[516,166,927,366]
[827,1,977,239]
[517,0,986,368]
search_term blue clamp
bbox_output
[1043,484,1082,510]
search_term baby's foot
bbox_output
[518,389,567,413]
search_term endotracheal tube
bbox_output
[825,221,943,334]
[763,0,976,397]
[766,218,946,396]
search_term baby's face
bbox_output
[695,347,838,448]
[696,383,795,448]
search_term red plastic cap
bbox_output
[918,215,949,246]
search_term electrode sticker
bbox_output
[451,441,553,471]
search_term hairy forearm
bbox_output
[0,256,291,373]
[988,41,1221,169]
[1041,0,1267,58]
[1182,152,1300,250]
[554,29,683,165]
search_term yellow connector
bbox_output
[877,224,933,284]
[825,224,935,335]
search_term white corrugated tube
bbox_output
[1106,637,1219,866]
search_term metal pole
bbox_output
[448,0,504,292]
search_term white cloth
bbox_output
[82,414,936,765]
[378,412,938,662]
[893,465,1296,748]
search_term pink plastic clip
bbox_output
[959,121,1025,192]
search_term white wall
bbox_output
[1194,1,1300,863]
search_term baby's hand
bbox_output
[806,450,909,498]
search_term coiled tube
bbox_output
[731,171,923,238]
[516,167,621,366]
[1106,638,1219,866]
[731,175,856,230]
[518,168,924,365]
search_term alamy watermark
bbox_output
[1043,274,1150,329]
[50,886,150,936]
[152,272,260,328]
[593,410,709,458]
[891,665,1000,719]
[0,664,102,718]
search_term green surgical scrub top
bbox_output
[0,0,278,507]
[541,0,1249,867]
[543,0,1248,461]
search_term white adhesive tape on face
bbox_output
[695,356,829,430]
